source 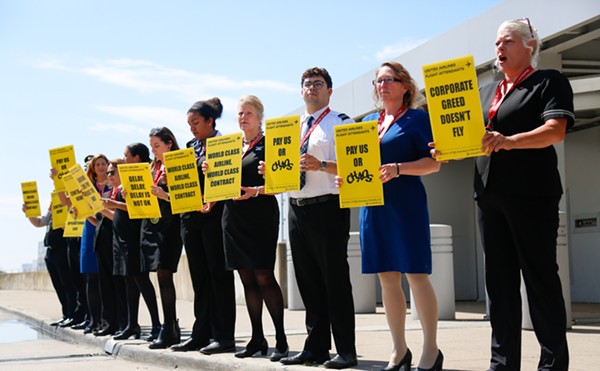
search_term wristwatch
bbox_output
[320,161,327,171]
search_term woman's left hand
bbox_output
[234,186,259,201]
[379,163,399,184]
[151,185,169,201]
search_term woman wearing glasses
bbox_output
[345,62,441,371]
[472,19,573,370]
[142,127,184,349]
[102,152,161,341]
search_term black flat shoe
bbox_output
[270,346,289,362]
[235,339,268,358]
[113,325,141,340]
[50,318,66,326]
[170,337,208,352]
[199,340,236,355]
[58,318,75,328]
[280,350,330,365]
[83,323,99,334]
[93,325,118,336]
[382,348,412,371]
[71,320,89,330]
[417,350,443,371]
[324,353,358,369]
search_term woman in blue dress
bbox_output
[360,62,442,371]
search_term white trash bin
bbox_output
[411,224,455,320]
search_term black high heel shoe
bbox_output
[234,339,268,358]
[417,350,443,371]
[382,348,412,371]
[113,325,142,340]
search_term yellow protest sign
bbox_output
[51,191,68,230]
[334,121,384,208]
[163,148,203,214]
[422,55,486,161]
[118,163,161,219]
[68,164,103,217]
[204,133,242,203]
[21,181,41,218]
[49,145,76,192]
[264,115,301,193]
[63,208,84,237]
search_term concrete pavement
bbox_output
[1,289,599,370]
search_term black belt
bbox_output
[289,194,338,207]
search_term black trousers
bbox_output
[180,206,236,344]
[66,238,87,321]
[477,192,568,371]
[96,240,120,327]
[289,197,355,355]
[45,245,76,318]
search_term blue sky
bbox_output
[0,0,502,272]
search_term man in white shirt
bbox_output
[280,67,357,369]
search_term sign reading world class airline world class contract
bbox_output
[423,55,486,161]
[203,133,242,203]
[163,147,203,214]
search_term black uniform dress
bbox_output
[476,69,574,371]
[178,135,236,346]
[112,189,143,275]
[222,136,279,270]
[140,168,183,272]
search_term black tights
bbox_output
[130,272,160,328]
[238,269,287,352]
[86,273,101,327]
[156,268,177,324]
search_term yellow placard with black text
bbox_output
[51,191,68,229]
[63,208,84,237]
[203,133,242,203]
[163,148,203,214]
[21,181,41,218]
[49,145,76,192]
[422,55,486,161]
[66,164,103,218]
[118,163,161,219]
[264,115,301,193]
[334,121,384,208]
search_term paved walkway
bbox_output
[1,290,599,370]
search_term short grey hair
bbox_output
[497,18,541,68]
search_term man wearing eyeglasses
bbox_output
[280,67,357,369]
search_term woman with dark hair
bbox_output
[103,152,161,341]
[170,98,237,354]
[142,127,184,349]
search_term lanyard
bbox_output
[300,108,330,149]
[488,66,535,125]
[242,133,264,158]
[377,106,408,143]
[153,163,165,186]
[109,185,121,200]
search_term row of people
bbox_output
[25,17,571,371]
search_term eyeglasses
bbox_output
[106,170,116,176]
[302,80,326,90]
[515,17,534,38]
[372,77,402,86]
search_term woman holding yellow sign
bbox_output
[142,127,184,349]
[356,62,441,371]
[221,95,288,360]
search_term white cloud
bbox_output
[34,57,297,101]
[375,38,428,61]
[96,105,182,125]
